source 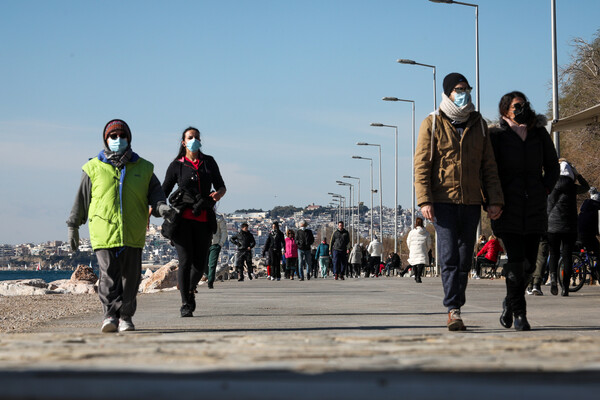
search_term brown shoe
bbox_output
[447,309,466,331]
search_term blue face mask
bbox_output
[186,138,201,152]
[107,138,128,154]
[453,92,470,107]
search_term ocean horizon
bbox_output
[0,270,93,283]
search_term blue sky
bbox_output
[1,0,598,244]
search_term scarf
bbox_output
[105,148,132,169]
[439,93,475,124]
[502,116,528,141]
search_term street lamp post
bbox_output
[328,193,343,225]
[397,59,437,110]
[429,0,479,112]
[357,142,383,242]
[381,97,416,232]
[337,181,354,245]
[370,123,398,253]
[352,156,374,241]
[343,175,361,243]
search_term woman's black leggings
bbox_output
[547,232,577,277]
[499,233,540,315]
[172,218,212,304]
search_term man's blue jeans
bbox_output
[332,250,347,277]
[433,203,481,312]
[298,249,311,279]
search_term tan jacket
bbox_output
[414,110,503,207]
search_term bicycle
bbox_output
[558,247,597,292]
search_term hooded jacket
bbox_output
[296,227,315,250]
[211,214,227,246]
[349,244,363,264]
[230,229,256,252]
[489,115,559,235]
[548,174,590,234]
[414,110,504,207]
[330,228,350,252]
[578,198,600,237]
[367,239,383,257]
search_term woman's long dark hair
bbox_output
[174,126,201,161]
[498,91,536,128]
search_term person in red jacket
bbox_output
[474,235,504,279]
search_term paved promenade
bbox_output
[2,276,600,399]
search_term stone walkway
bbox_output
[2,276,600,399]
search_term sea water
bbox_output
[0,270,78,283]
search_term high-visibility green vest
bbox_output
[82,156,154,249]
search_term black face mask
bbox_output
[513,102,532,125]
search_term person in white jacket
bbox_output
[207,213,227,289]
[348,243,363,278]
[406,217,432,283]
[366,237,383,277]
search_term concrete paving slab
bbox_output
[2,276,600,399]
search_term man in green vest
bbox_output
[67,119,176,333]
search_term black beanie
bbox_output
[443,73,470,97]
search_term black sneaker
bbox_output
[207,282,214,289]
[180,304,193,318]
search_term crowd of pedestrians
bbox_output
[67,72,596,335]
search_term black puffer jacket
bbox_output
[489,116,559,235]
[230,230,256,252]
[548,175,590,234]
[578,198,600,236]
[330,228,350,252]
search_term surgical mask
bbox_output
[107,138,128,154]
[453,92,470,107]
[186,138,201,152]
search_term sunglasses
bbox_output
[453,87,472,94]
[108,132,128,140]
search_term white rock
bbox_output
[140,259,179,293]
[48,279,97,294]
[0,279,60,296]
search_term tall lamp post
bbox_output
[357,142,383,242]
[382,97,416,232]
[343,175,361,243]
[397,59,437,110]
[352,156,374,241]
[337,181,354,245]
[370,123,399,253]
[429,0,479,112]
[328,193,343,225]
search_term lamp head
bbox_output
[397,59,416,64]
[357,142,369,146]
[382,97,399,102]
[370,123,384,127]
[429,0,454,3]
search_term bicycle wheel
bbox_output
[558,253,587,292]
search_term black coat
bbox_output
[548,175,590,234]
[263,229,285,255]
[578,198,600,236]
[296,228,315,250]
[330,228,350,252]
[489,118,559,235]
[230,230,256,252]
[162,153,226,202]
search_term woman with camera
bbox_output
[162,127,226,317]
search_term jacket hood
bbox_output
[491,113,548,132]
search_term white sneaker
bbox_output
[474,274,480,280]
[118,318,135,332]
[101,317,118,333]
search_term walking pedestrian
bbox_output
[330,221,350,280]
[349,243,363,278]
[547,159,590,296]
[471,235,487,278]
[527,234,549,295]
[230,223,256,281]
[414,73,504,331]
[285,229,299,280]
[296,220,315,281]
[406,217,432,283]
[367,236,383,278]
[207,213,227,289]
[67,119,177,332]
[490,91,559,330]
[578,187,600,259]
[162,126,226,317]
[263,221,285,281]
[315,238,330,278]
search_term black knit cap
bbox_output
[443,73,470,97]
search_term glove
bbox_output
[68,226,79,252]
[158,203,179,223]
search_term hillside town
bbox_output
[0,204,419,270]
